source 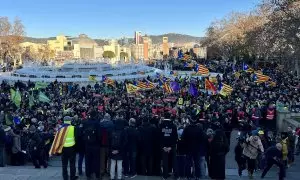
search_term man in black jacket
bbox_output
[124,118,139,178]
[261,143,285,180]
[182,119,207,179]
[82,111,101,180]
[138,118,155,176]
[159,113,178,180]
[28,125,47,169]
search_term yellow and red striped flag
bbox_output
[49,126,69,155]
[163,83,173,94]
[196,64,209,76]
[254,73,270,83]
[136,81,155,89]
[102,76,116,87]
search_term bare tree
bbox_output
[0,16,25,66]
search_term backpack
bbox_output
[111,130,122,149]
[83,124,98,144]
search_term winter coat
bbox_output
[243,136,264,159]
[124,126,139,152]
[208,133,229,179]
[139,122,155,155]
[182,124,207,156]
[109,120,127,160]
[12,134,21,154]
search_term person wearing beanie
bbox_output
[28,124,47,169]
[49,115,78,180]
[159,113,178,180]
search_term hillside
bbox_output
[23,33,203,45]
[149,33,203,44]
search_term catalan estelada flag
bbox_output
[243,63,254,73]
[218,83,233,96]
[253,73,270,83]
[49,125,69,155]
[205,79,217,94]
[163,83,173,94]
[126,83,140,94]
[134,81,155,89]
[195,64,209,76]
[102,76,115,87]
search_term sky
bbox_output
[1,0,260,39]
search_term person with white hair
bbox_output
[261,143,285,180]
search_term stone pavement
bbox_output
[1,130,300,180]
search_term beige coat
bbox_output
[243,136,264,159]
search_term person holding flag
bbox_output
[49,116,78,180]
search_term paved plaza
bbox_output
[1,130,300,180]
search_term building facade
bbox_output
[134,31,142,45]
[162,37,169,56]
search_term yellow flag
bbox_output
[126,83,140,94]
[89,75,97,82]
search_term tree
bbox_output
[103,51,115,59]
[120,52,128,60]
[0,17,25,66]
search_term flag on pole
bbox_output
[189,83,198,97]
[38,91,50,103]
[126,83,140,94]
[102,76,115,87]
[205,79,217,94]
[253,73,270,83]
[218,83,233,96]
[163,83,173,94]
[10,89,21,108]
[170,81,180,92]
[88,75,97,82]
[135,81,155,89]
[49,125,70,155]
[35,82,49,89]
[195,64,209,76]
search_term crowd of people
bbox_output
[0,61,299,180]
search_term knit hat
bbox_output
[63,116,72,124]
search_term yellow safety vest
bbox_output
[178,98,183,105]
[63,126,75,147]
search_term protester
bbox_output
[160,113,178,180]
[83,110,101,180]
[261,143,285,180]
[208,129,229,180]
[242,131,264,179]
[109,117,127,180]
[28,125,47,169]
[123,118,139,178]
[181,117,207,179]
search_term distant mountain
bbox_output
[149,33,203,44]
[23,33,203,45]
